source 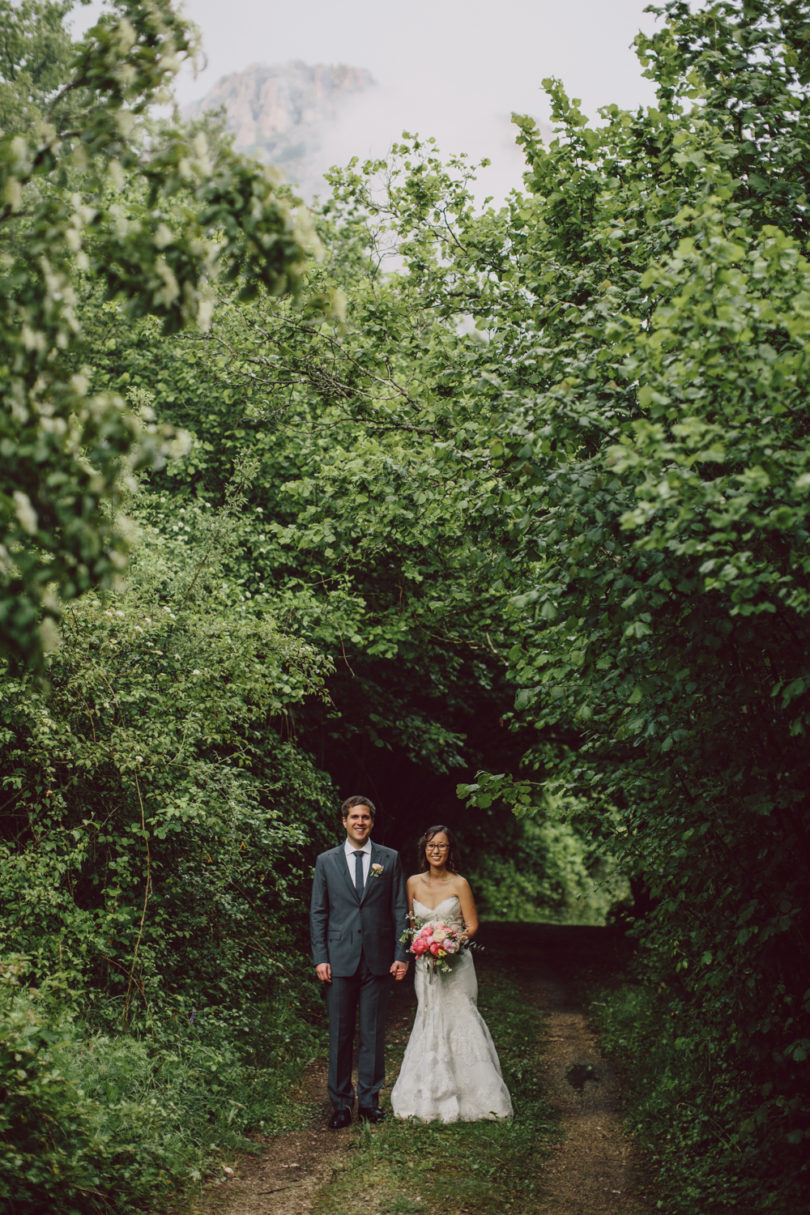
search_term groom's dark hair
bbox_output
[341,795,376,819]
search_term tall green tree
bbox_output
[455,2,810,1207]
[0,0,318,666]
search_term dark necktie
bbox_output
[353,850,365,896]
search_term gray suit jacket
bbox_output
[310,842,409,977]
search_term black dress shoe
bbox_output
[358,1105,386,1124]
[329,1108,352,1129]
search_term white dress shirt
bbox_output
[344,837,372,887]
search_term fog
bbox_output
[71,0,660,203]
[307,77,535,204]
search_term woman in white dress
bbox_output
[390,825,513,1122]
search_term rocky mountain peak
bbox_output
[183,60,376,193]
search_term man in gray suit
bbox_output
[310,795,409,1128]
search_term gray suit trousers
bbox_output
[326,953,391,1110]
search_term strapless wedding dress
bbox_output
[390,895,513,1122]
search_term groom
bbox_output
[310,795,409,1128]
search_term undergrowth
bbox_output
[0,958,326,1215]
[310,970,556,1215]
[591,981,808,1215]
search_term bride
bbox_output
[390,825,513,1122]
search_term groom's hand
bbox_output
[390,961,409,981]
[315,963,332,983]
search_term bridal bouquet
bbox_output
[403,921,469,975]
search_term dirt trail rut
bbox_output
[498,924,652,1215]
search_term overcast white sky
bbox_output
[74,0,663,196]
[167,0,659,113]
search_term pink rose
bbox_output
[443,938,458,954]
[411,937,428,955]
[429,942,440,955]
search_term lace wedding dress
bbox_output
[390,895,513,1122]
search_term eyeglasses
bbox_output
[426,844,449,851]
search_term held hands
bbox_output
[315,961,408,982]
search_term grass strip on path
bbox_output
[311,970,557,1215]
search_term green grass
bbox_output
[311,972,557,1215]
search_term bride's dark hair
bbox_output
[418,824,460,874]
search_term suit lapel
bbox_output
[334,844,361,903]
[359,844,382,905]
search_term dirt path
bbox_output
[497,924,652,1215]
[180,989,417,1215]
[180,924,653,1215]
